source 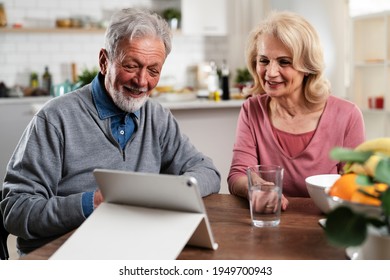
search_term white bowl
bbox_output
[305,174,341,213]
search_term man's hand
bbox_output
[93,189,104,209]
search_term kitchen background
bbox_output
[0,0,227,90]
[0,0,349,96]
[0,0,276,95]
[1,0,390,191]
[1,0,390,260]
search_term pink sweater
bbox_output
[228,94,365,197]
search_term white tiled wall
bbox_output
[0,0,228,89]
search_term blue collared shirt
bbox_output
[82,74,140,217]
[92,73,140,149]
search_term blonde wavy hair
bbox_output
[245,11,330,104]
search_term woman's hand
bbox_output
[281,195,289,211]
[250,191,289,213]
[230,175,289,211]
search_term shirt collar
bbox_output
[91,73,140,120]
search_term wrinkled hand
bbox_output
[251,189,279,213]
[93,189,104,209]
[250,192,289,213]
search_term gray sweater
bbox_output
[1,84,221,253]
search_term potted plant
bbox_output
[234,67,253,94]
[325,138,390,259]
[74,66,99,88]
[162,8,181,30]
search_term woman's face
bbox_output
[99,36,166,112]
[256,34,305,98]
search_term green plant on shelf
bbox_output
[162,8,181,21]
[75,67,99,88]
[234,68,252,85]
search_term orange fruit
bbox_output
[329,173,358,200]
[329,173,389,206]
[351,186,381,206]
[375,183,389,193]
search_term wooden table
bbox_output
[21,194,346,260]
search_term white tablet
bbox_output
[51,169,218,260]
[93,168,218,251]
[94,169,205,213]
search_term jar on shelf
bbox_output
[0,3,7,27]
[368,96,384,110]
[30,72,39,88]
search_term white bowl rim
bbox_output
[305,173,341,181]
[305,174,341,188]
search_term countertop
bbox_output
[0,96,245,112]
[0,96,51,105]
[158,98,245,110]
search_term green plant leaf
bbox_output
[329,147,372,163]
[366,216,386,228]
[234,68,252,84]
[374,157,390,185]
[162,8,181,20]
[325,206,367,247]
[77,67,99,87]
[355,174,374,186]
[381,188,390,217]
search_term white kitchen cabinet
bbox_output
[181,0,228,36]
[349,12,390,139]
[169,101,242,194]
[0,98,50,178]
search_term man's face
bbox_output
[99,36,166,112]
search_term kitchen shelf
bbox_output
[0,27,185,35]
[350,11,390,138]
[0,27,106,33]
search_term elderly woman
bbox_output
[228,11,365,210]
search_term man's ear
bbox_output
[99,49,108,75]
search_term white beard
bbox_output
[110,88,149,113]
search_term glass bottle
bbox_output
[42,66,52,95]
[221,60,230,100]
[207,60,219,100]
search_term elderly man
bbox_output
[1,8,220,255]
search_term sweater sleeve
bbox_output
[1,115,87,241]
